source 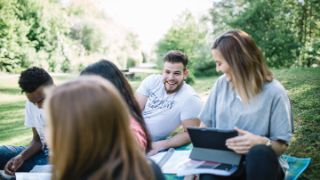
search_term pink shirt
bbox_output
[130,117,147,151]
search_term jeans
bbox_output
[200,145,284,180]
[0,145,49,172]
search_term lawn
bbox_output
[0,68,319,179]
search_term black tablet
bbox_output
[187,127,238,151]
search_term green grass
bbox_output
[0,68,319,179]
[274,68,320,179]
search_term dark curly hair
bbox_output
[163,50,188,68]
[18,67,53,93]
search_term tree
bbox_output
[156,11,214,82]
[0,0,69,72]
[229,0,300,67]
[294,0,320,66]
[209,0,320,68]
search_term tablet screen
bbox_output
[187,127,238,151]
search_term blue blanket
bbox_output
[164,145,311,180]
[282,155,311,180]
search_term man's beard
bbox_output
[164,81,184,94]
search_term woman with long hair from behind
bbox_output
[44,76,164,180]
[81,60,152,153]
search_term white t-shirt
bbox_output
[24,100,46,146]
[137,74,202,141]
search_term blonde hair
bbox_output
[45,76,154,180]
[212,30,273,103]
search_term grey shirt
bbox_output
[200,75,292,143]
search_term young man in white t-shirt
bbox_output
[0,67,53,176]
[136,50,202,155]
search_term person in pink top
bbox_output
[81,59,152,152]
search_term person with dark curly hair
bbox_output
[0,67,53,176]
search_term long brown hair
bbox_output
[44,76,154,180]
[212,30,273,103]
[80,60,152,152]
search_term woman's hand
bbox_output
[226,127,267,154]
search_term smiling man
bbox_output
[0,67,53,176]
[136,50,201,155]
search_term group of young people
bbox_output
[0,30,293,180]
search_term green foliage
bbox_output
[127,57,137,68]
[0,0,68,72]
[77,63,85,72]
[0,0,144,73]
[209,0,241,36]
[210,0,320,68]
[60,59,71,72]
[0,0,33,72]
[70,23,103,53]
[155,11,214,81]
[229,0,300,67]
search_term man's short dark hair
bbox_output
[18,67,53,93]
[163,50,188,68]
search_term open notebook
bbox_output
[149,148,191,174]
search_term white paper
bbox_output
[162,150,191,174]
[15,172,51,180]
[30,165,52,172]
[150,151,167,163]
[177,160,237,177]
[150,150,191,174]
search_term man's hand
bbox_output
[226,127,266,154]
[4,154,24,175]
[147,140,169,156]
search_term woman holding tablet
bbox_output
[199,30,292,180]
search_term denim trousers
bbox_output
[0,145,49,172]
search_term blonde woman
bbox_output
[44,76,164,180]
[199,30,292,180]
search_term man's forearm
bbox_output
[163,132,191,149]
[19,140,42,161]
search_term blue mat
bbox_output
[282,155,311,180]
[164,144,311,180]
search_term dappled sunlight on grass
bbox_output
[1,132,32,146]
[0,75,20,87]
[273,68,320,179]
[0,87,22,95]
[0,94,24,104]
[0,75,25,104]
[0,101,30,146]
